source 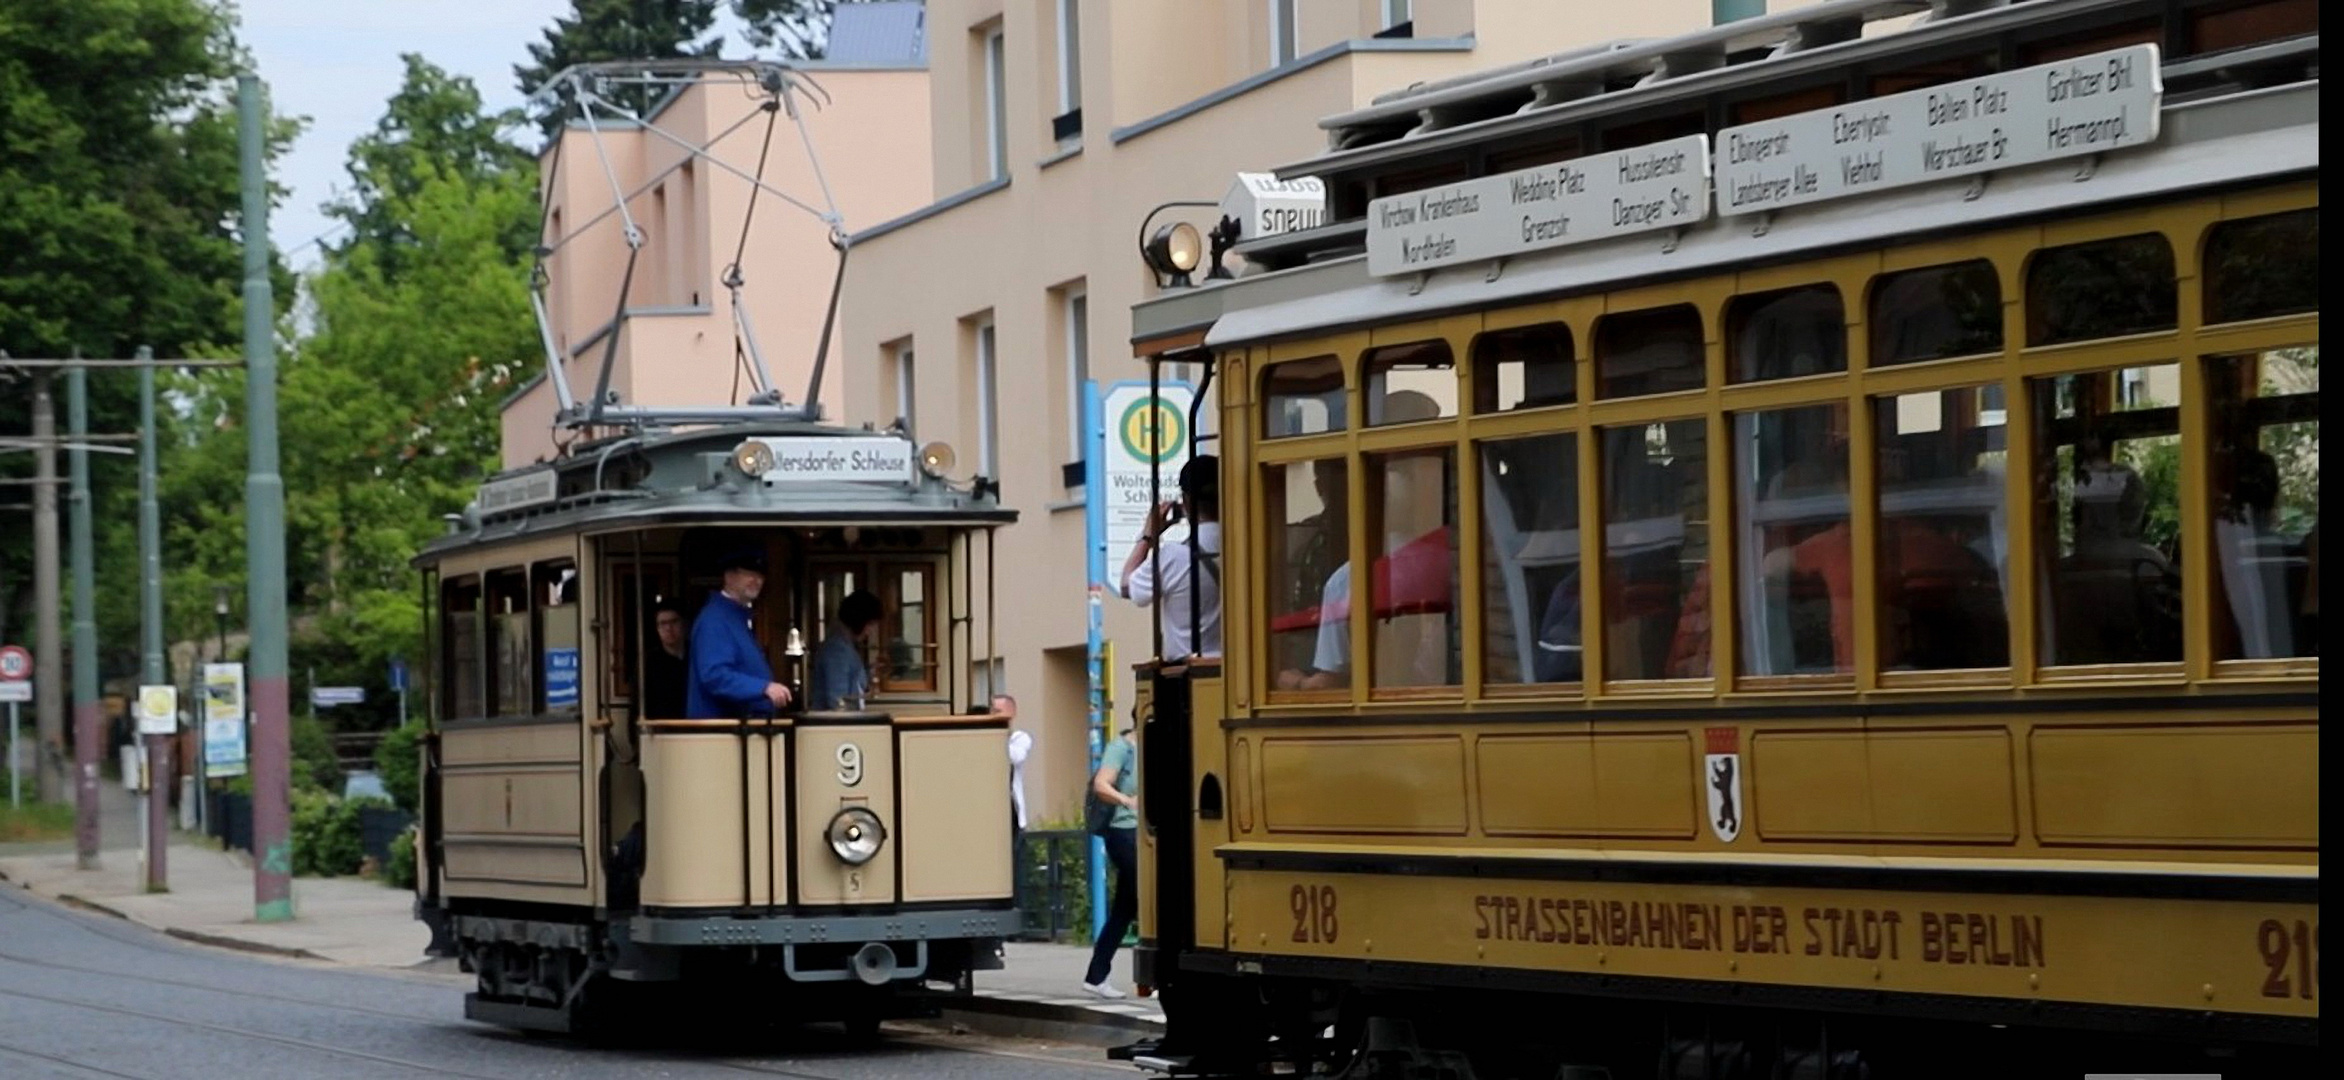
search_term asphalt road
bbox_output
[0,885,1127,1080]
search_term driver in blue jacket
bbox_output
[686,546,794,717]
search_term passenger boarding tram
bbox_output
[409,421,1018,1034]
[1123,0,2317,1076]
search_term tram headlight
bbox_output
[917,441,956,480]
[1145,222,1204,287]
[732,439,776,479]
[826,806,886,865]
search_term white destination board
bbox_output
[1716,44,2161,216]
[1222,172,1326,240]
[1367,134,1711,277]
[477,467,557,513]
[749,436,915,483]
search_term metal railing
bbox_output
[1014,828,1090,943]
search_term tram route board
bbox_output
[1364,44,2163,278]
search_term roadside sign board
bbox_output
[312,686,366,707]
[389,659,407,693]
[1099,382,1197,557]
[136,685,179,736]
[0,645,30,681]
[202,663,248,778]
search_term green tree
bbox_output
[329,55,536,273]
[0,0,295,677]
[515,0,723,136]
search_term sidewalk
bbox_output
[1,793,1162,1034]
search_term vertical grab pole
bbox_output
[1082,378,1108,942]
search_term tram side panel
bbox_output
[1201,705,2318,1030]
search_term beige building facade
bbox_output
[837,0,1720,825]
[504,49,934,467]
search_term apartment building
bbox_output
[503,3,935,468]
[837,0,1722,824]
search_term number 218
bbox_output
[2258,919,2317,1000]
[1290,884,1339,944]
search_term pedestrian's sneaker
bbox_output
[1081,980,1125,999]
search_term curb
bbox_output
[46,886,328,963]
[947,993,1165,1044]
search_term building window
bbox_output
[984,28,1007,180]
[1054,0,1082,141]
[1713,0,1765,24]
[893,342,917,434]
[1064,289,1089,470]
[977,320,1000,478]
[1383,0,1413,30]
[1269,0,1298,66]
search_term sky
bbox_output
[238,0,572,269]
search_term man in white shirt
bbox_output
[996,693,1030,831]
[1120,455,1222,661]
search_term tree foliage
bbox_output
[515,0,722,136]
[0,0,294,664]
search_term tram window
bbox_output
[441,576,484,720]
[534,560,581,713]
[1875,387,2011,671]
[1600,420,1711,680]
[1729,284,1846,383]
[882,564,938,691]
[1267,459,1350,692]
[1472,324,1574,414]
[1595,305,1704,400]
[1870,260,2001,366]
[1263,356,1346,437]
[2207,347,2319,660]
[1364,340,1457,425]
[1367,448,1460,689]
[1479,433,1579,685]
[2204,210,2319,325]
[485,568,534,716]
[2026,233,2176,347]
[2031,364,2184,666]
[1735,404,1853,676]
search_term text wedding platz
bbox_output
[1366,134,1712,277]
[1715,44,2162,214]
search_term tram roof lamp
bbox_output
[732,439,775,478]
[918,441,956,479]
[1146,222,1204,288]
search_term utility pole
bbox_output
[241,74,294,922]
[140,346,170,891]
[31,374,64,805]
[69,363,100,870]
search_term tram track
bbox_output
[0,981,508,1079]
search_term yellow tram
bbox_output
[1125,0,2316,1075]
[409,421,1018,1034]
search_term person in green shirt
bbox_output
[1083,730,1139,997]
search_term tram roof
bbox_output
[1131,0,2318,354]
[414,420,1012,565]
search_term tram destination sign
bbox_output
[1715,44,2161,216]
[745,436,915,484]
[1366,134,1711,277]
[477,467,557,514]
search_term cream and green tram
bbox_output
[1125,0,2315,1076]
[410,421,1018,1034]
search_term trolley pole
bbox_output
[69,362,101,870]
[139,348,170,891]
[240,73,294,922]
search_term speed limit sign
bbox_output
[0,645,30,682]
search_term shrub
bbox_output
[384,822,419,890]
[290,790,371,876]
[290,715,342,794]
[375,720,423,813]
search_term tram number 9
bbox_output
[2257,918,2317,1000]
[836,742,863,787]
[1290,884,1339,944]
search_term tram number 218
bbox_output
[1291,884,1340,944]
[2258,918,2318,1000]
